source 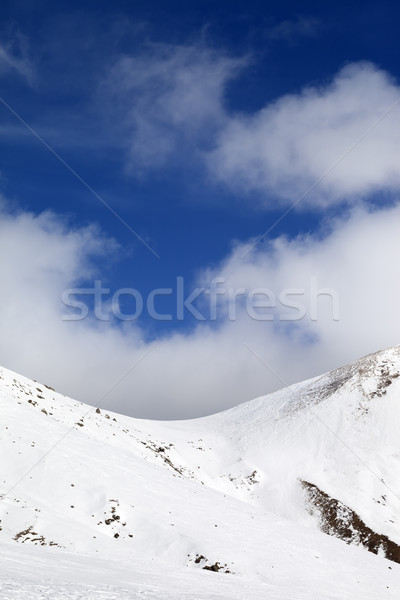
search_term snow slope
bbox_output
[1,346,400,598]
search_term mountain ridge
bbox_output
[1,346,400,598]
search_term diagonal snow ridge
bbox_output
[1,345,400,598]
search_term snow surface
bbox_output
[1,346,400,598]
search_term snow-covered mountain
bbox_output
[1,346,400,599]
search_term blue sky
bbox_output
[2,1,400,417]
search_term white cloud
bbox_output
[2,202,400,419]
[208,62,400,207]
[267,17,319,42]
[0,36,35,84]
[102,42,246,171]
[103,49,400,209]
[3,43,400,419]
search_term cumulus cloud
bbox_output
[208,62,400,207]
[2,202,400,419]
[102,42,246,171]
[103,48,400,209]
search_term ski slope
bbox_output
[1,346,400,598]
